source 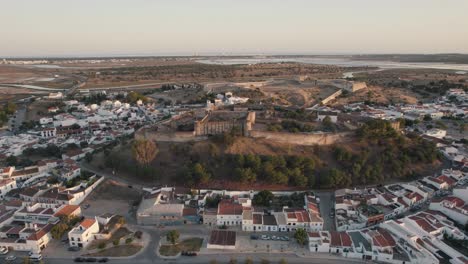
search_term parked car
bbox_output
[29,254,43,262]
[98,258,109,263]
[69,246,81,252]
[181,251,198,256]
[0,246,8,255]
[74,257,86,263]
[5,255,16,261]
[250,234,259,240]
[85,257,97,262]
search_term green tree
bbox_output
[235,168,257,184]
[322,116,335,132]
[294,228,308,246]
[253,190,274,207]
[6,155,17,166]
[245,258,254,264]
[166,230,180,245]
[50,223,70,239]
[192,163,211,184]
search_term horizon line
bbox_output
[2,52,468,60]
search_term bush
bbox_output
[98,242,106,249]
[125,238,133,244]
[134,231,143,239]
[113,239,120,246]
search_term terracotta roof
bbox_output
[437,175,456,186]
[330,231,352,247]
[253,214,263,225]
[12,167,39,176]
[427,177,444,184]
[80,218,96,229]
[308,232,320,238]
[20,187,39,197]
[218,201,243,215]
[54,205,80,217]
[442,197,465,207]
[27,223,54,241]
[182,207,197,216]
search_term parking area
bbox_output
[236,232,297,253]
[81,180,142,223]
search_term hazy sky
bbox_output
[1,0,468,57]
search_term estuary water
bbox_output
[197,57,468,72]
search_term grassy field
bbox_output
[159,238,203,256]
[88,227,133,250]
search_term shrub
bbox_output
[125,238,133,244]
[113,239,120,246]
[134,231,143,239]
[98,242,106,249]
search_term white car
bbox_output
[6,255,17,261]
[0,246,9,255]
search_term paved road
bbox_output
[6,252,371,264]
[316,191,335,231]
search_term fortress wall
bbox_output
[249,130,353,145]
[135,129,205,142]
[321,89,343,105]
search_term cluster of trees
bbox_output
[252,191,305,209]
[183,163,212,186]
[267,120,313,133]
[0,102,16,127]
[183,154,317,188]
[356,119,398,139]
[51,216,82,239]
[252,190,275,207]
[326,120,441,187]
[23,144,62,158]
[82,93,108,105]
[126,91,148,104]
[231,154,316,187]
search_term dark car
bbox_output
[98,258,109,263]
[182,251,197,256]
[250,234,259,240]
[85,258,97,262]
[74,257,85,263]
[68,246,81,252]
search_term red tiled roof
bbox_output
[427,177,444,184]
[80,218,96,229]
[442,197,465,207]
[27,223,54,241]
[182,207,197,216]
[218,201,243,215]
[54,205,80,217]
[397,198,409,208]
[308,232,320,238]
[330,231,352,247]
[253,214,262,225]
[437,175,456,186]
[414,218,436,233]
